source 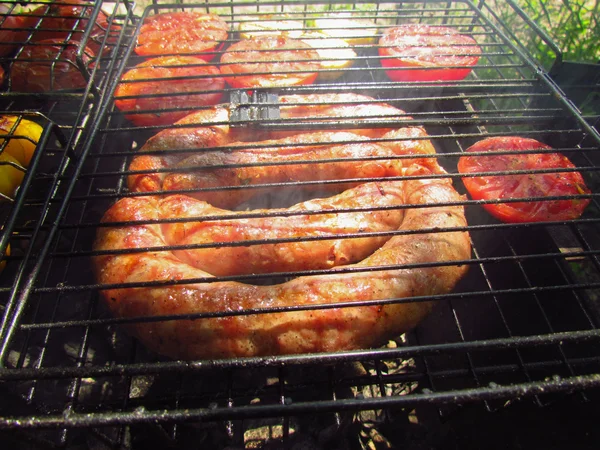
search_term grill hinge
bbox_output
[229,90,280,127]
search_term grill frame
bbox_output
[0,0,138,364]
[0,0,599,447]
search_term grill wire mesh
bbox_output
[0,0,599,448]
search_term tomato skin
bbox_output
[458,136,591,223]
[0,4,36,57]
[29,0,113,55]
[114,56,225,127]
[379,25,481,82]
[136,12,228,61]
[220,36,320,88]
[10,39,95,92]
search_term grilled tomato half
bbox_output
[0,3,35,57]
[379,24,481,82]
[458,136,591,223]
[135,11,228,61]
[114,56,224,127]
[10,38,95,92]
[28,0,113,54]
[0,243,9,274]
[220,36,320,88]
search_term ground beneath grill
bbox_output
[431,398,600,450]
[1,395,599,449]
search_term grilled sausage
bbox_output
[129,127,439,209]
[275,93,411,137]
[96,93,469,359]
[105,181,407,277]
[93,163,470,360]
[167,131,407,208]
[127,93,411,195]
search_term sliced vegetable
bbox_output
[114,56,225,127]
[238,16,304,39]
[379,24,481,82]
[0,115,43,167]
[136,11,228,61]
[0,152,25,200]
[220,36,320,88]
[314,15,377,45]
[300,32,356,81]
[10,38,96,92]
[458,136,591,223]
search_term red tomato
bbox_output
[458,137,591,223]
[0,4,36,57]
[220,36,320,89]
[136,12,228,61]
[114,56,225,127]
[379,24,481,82]
[10,39,95,92]
[28,0,113,54]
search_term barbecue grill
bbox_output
[0,1,599,448]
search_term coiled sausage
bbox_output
[127,93,411,196]
[93,95,470,359]
[158,181,407,276]
[94,168,470,359]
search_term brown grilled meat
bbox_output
[127,93,412,196]
[93,164,470,359]
[130,127,439,209]
[104,181,406,277]
[96,94,469,359]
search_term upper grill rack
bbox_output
[0,0,135,364]
[0,1,599,448]
[0,1,129,102]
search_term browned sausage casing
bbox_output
[127,93,412,197]
[93,165,470,360]
[94,93,470,359]
[130,127,439,208]
[159,182,407,276]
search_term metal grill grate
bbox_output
[0,0,135,376]
[0,1,599,448]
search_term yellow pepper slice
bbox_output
[0,115,43,167]
[0,152,25,200]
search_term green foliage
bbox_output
[489,0,599,66]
